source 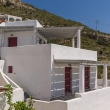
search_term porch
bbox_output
[51,60,110,100]
[33,87,110,110]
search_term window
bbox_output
[8,37,17,47]
[8,66,13,73]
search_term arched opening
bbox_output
[16,18,21,21]
[9,17,14,22]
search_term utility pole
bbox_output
[95,20,99,31]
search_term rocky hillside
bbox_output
[0,0,110,78]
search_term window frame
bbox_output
[8,66,13,73]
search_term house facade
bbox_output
[0,15,98,100]
[0,15,110,110]
[0,14,46,56]
[0,60,24,110]
[1,44,97,100]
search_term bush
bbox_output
[5,84,35,110]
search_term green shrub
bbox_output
[5,84,35,110]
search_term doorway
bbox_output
[65,67,71,93]
[85,67,90,89]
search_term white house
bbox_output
[0,14,46,56]
[0,60,24,110]
[0,15,110,110]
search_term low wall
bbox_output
[97,79,110,86]
[0,60,4,71]
[68,87,110,110]
[32,100,67,110]
[0,88,24,110]
[32,87,110,110]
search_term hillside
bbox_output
[0,0,110,78]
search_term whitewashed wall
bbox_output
[0,22,5,26]
[0,60,4,71]
[32,87,110,110]
[1,45,52,101]
[0,72,7,86]
[90,66,97,89]
[0,31,4,56]
[51,65,97,98]
[5,20,42,27]
[4,88,24,110]
[72,66,79,93]
[68,87,110,110]
[51,44,97,61]
[37,21,43,27]
[32,99,67,110]
[0,20,43,55]
[0,88,24,110]
[51,66,65,98]
[97,79,103,86]
[4,31,36,47]
[98,79,110,86]
[2,44,97,100]
[72,66,97,92]
[51,65,80,98]
[51,44,97,98]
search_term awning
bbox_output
[54,59,110,66]
[37,26,83,39]
[0,26,84,39]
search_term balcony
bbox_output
[51,44,97,61]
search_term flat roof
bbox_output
[37,26,84,39]
[0,26,35,31]
[55,60,110,66]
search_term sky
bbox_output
[22,0,110,34]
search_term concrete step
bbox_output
[51,93,75,101]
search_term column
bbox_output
[77,29,81,48]
[72,37,75,47]
[79,65,85,93]
[35,29,39,44]
[95,66,97,89]
[33,29,36,45]
[103,64,108,87]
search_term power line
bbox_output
[98,23,110,26]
